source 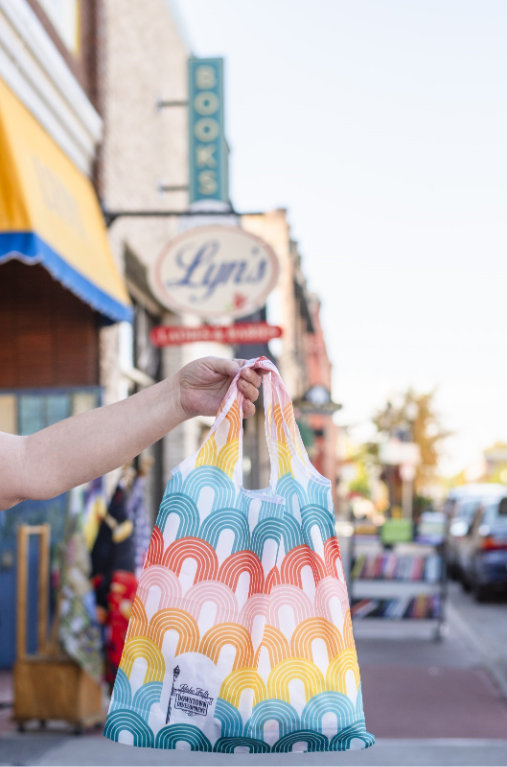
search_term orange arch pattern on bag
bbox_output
[104,358,375,753]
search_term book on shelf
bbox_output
[351,553,442,583]
[351,595,442,620]
[351,599,380,618]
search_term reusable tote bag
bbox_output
[104,357,375,754]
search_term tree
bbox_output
[373,389,450,496]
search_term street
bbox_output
[1,581,506,767]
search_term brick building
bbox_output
[242,210,340,502]
[96,0,192,511]
[0,0,132,667]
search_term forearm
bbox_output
[20,373,187,501]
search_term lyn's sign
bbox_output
[188,58,228,203]
[148,226,279,320]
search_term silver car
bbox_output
[445,484,507,579]
[457,493,507,601]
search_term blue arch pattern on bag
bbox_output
[104,358,375,753]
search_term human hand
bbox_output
[178,357,262,419]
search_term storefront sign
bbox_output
[379,439,421,466]
[150,322,283,347]
[293,385,342,415]
[148,226,279,320]
[188,58,228,203]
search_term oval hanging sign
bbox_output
[148,225,279,320]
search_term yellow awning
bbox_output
[0,77,132,322]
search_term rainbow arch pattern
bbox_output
[105,358,374,753]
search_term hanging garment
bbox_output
[57,485,103,681]
[82,476,108,551]
[104,358,375,753]
[91,483,137,687]
[126,476,152,579]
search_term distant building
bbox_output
[463,442,507,484]
[242,210,340,500]
[304,294,340,509]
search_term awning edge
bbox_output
[0,232,133,323]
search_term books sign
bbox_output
[188,58,228,203]
[148,226,279,320]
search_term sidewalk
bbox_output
[355,619,507,740]
[1,612,506,766]
[0,673,13,739]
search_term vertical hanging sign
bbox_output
[188,58,229,204]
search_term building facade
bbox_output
[0,0,341,670]
[242,210,340,503]
[96,0,191,514]
[0,0,132,667]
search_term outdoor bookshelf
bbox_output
[348,520,447,640]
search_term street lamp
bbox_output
[166,665,180,724]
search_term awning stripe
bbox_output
[0,231,133,323]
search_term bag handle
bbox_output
[197,357,313,490]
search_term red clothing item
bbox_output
[93,569,138,687]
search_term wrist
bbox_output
[163,372,189,425]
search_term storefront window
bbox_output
[0,387,102,540]
[0,386,102,668]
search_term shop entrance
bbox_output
[0,387,101,668]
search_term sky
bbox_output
[174,0,507,476]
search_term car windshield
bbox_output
[456,499,480,521]
[483,498,507,529]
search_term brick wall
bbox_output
[96,0,195,491]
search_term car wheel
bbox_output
[472,580,489,603]
[461,571,472,592]
[448,562,458,580]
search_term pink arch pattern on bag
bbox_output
[104,357,375,753]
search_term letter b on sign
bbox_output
[195,65,216,89]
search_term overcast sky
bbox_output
[174,0,507,475]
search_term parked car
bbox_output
[445,484,506,579]
[456,492,507,601]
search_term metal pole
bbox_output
[103,208,266,227]
[402,477,413,519]
[156,100,189,110]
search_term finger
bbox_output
[243,399,256,419]
[239,367,262,389]
[210,357,241,379]
[238,379,260,402]
[234,358,247,368]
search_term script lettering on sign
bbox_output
[149,226,279,320]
